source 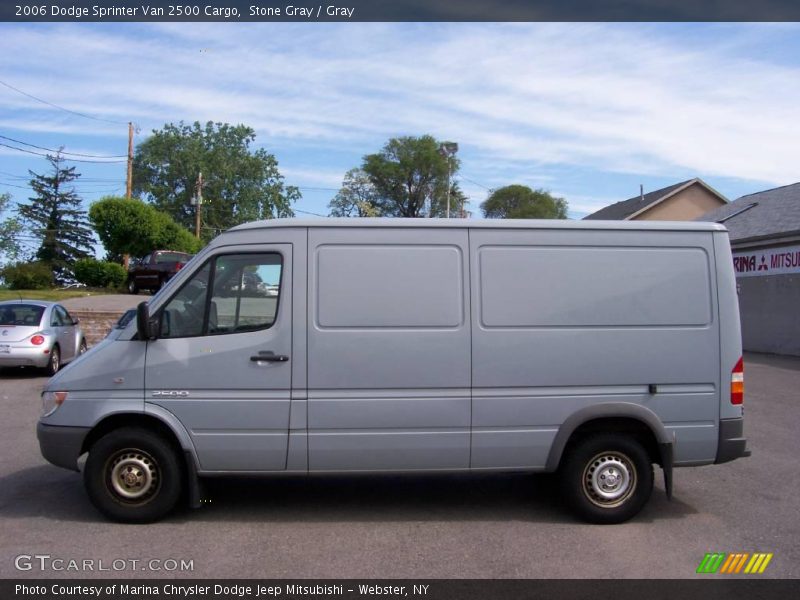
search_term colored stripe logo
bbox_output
[697,553,773,574]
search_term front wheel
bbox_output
[127,278,139,294]
[84,427,183,523]
[559,434,653,524]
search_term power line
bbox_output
[0,171,121,182]
[293,208,327,217]
[296,186,340,192]
[0,181,29,189]
[0,182,122,195]
[0,134,127,158]
[0,78,127,125]
[458,175,493,191]
[0,142,127,164]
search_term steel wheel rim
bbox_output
[582,451,636,508]
[50,349,59,372]
[107,449,160,503]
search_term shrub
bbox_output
[74,259,127,289]
[0,261,53,289]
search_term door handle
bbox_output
[250,351,289,363]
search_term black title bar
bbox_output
[4,580,800,600]
[3,0,800,22]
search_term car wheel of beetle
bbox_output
[127,279,138,294]
[84,427,183,523]
[559,434,653,524]
[45,345,60,376]
[78,339,88,355]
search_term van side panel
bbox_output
[306,228,471,471]
[470,229,720,468]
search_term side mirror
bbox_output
[72,318,80,326]
[136,302,160,340]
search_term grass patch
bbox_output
[0,288,116,301]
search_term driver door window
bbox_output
[160,254,282,339]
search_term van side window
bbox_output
[209,254,282,334]
[159,253,282,339]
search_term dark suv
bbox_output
[127,250,192,294]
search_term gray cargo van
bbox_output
[37,218,749,523]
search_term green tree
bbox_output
[328,169,381,217]
[17,154,94,283]
[480,185,569,219]
[0,193,23,266]
[361,135,463,217]
[89,196,203,261]
[133,121,299,239]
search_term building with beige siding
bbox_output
[584,178,728,221]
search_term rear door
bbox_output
[133,254,151,287]
[144,244,293,471]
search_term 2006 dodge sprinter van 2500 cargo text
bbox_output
[37,218,750,524]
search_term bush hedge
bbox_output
[74,259,127,289]
[0,261,53,289]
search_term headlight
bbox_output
[41,391,68,417]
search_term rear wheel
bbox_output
[84,427,183,523]
[559,434,653,524]
[44,345,60,376]
[78,339,88,355]
[127,278,139,294]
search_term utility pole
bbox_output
[121,122,135,270]
[126,122,134,199]
[193,172,203,239]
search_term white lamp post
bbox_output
[438,142,458,218]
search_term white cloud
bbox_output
[1,22,798,193]
[280,167,345,189]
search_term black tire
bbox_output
[78,339,88,355]
[45,345,60,376]
[127,278,139,295]
[559,434,653,524]
[84,427,183,523]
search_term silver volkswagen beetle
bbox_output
[0,301,87,375]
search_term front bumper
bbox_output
[715,417,751,464]
[37,422,90,471]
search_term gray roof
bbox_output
[583,180,695,220]
[697,182,800,243]
[228,216,725,233]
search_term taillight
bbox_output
[31,335,45,346]
[731,357,744,405]
[176,262,185,270]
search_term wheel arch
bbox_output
[546,403,671,472]
[80,408,197,470]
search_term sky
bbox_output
[1,21,799,256]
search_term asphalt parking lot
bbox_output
[0,352,797,579]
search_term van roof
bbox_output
[229,217,727,233]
